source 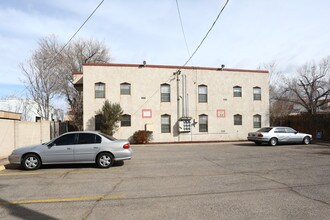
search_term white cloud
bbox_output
[0,0,330,98]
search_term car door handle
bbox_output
[93,147,99,149]
[67,148,71,150]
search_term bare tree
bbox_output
[259,61,283,103]
[20,36,62,120]
[259,61,293,123]
[60,38,110,129]
[21,35,110,125]
[281,56,330,115]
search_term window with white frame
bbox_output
[253,114,261,128]
[160,84,170,102]
[233,86,242,97]
[199,114,208,132]
[234,114,242,125]
[120,82,131,95]
[253,87,261,100]
[161,114,171,133]
[121,114,131,127]
[198,85,207,103]
[95,82,105,98]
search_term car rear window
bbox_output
[100,133,117,141]
[257,127,272,132]
[78,133,102,144]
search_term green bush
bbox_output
[131,130,153,144]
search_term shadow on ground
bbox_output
[4,161,124,170]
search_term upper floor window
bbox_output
[95,82,105,98]
[234,114,242,125]
[233,86,242,97]
[120,82,131,95]
[161,114,171,133]
[121,114,131,127]
[198,85,207,103]
[253,87,261,100]
[161,84,170,102]
[253,114,261,128]
[199,114,208,132]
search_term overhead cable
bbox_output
[179,0,230,70]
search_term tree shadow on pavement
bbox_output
[0,198,57,220]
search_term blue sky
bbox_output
[0,0,330,101]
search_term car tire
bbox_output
[269,138,278,146]
[21,154,41,170]
[96,152,114,168]
[303,136,311,145]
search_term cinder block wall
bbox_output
[0,119,50,159]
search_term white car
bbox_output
[8,131,133,170]
[247,127,312,146]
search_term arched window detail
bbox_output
[233,86,242,97]
[121,114,131,127]
[198,85,207,103]
[120,82,131,95]
[234,114,242,125]
[160,84,170,102]
[95,82,105,98]
[253,87,261,100]
[199,114,208,132]
[253,114,261,128]
[161,114,171,133]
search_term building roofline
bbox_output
[72,72,83,75]
[82,63,269,74]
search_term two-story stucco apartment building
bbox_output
[73,63,269,142]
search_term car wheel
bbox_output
[269,138,278,146]
[96,152,114,168]
[22,154,41,170]
[303,136,311,145]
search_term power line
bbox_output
[132,1,230,117]
[175,0,191,58]
[179,0,230,70]
[18,0,105,98]
[47,0,105,68]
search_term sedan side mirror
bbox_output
[48,142,56,147]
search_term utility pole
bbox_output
[174,70,181,141]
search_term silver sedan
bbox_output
[8,131,133,170]
[247,127,312,146]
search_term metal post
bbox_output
[175,70,181,141]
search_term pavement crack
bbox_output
[82,178,123,220]
[203,156,330,207]
[251,174,330,206]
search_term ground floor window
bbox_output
[253,114,261,128]
[161,114,171,133]
[234,114,242,125]
[199,114,208,132]
[121,114,131,127]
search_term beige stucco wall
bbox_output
[0,119,50,159]
[83,64,269,142]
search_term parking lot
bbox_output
[0,142,330,219]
